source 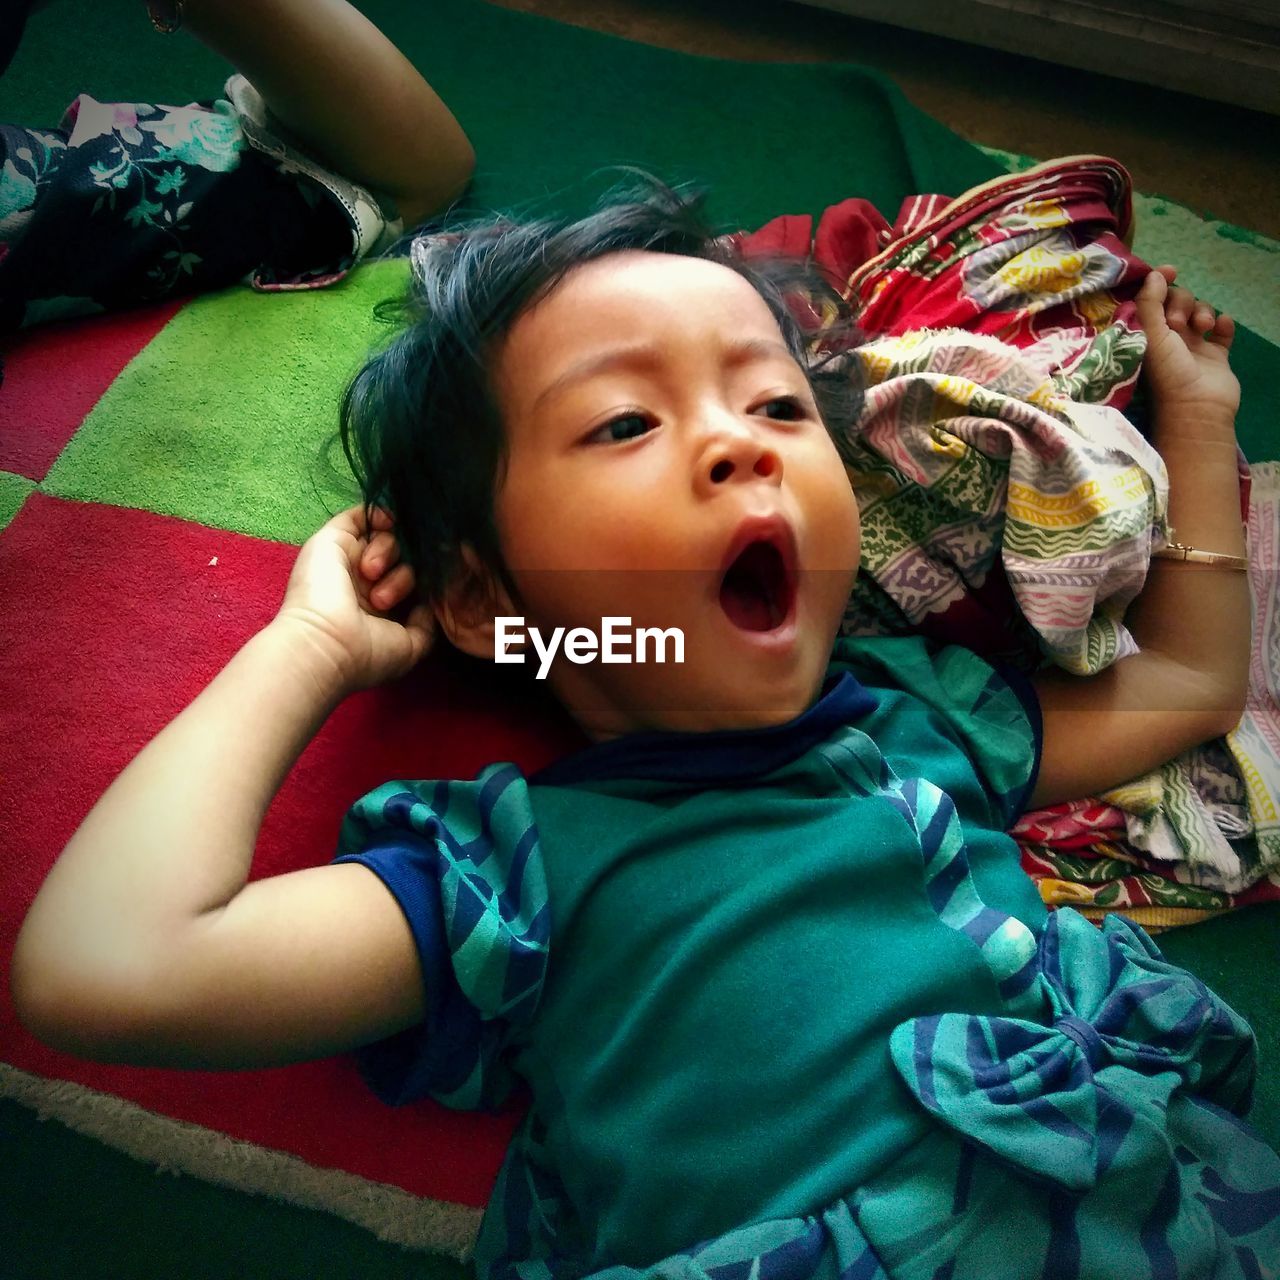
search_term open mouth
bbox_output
[719,538,795,632]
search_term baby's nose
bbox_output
[707,448,781,485]
[699,415,783,488]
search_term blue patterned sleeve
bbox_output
[329,765,551,1112]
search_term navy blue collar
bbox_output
[530,672,877,788]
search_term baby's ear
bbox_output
[436,544,518,662]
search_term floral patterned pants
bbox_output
[0,89,350,333]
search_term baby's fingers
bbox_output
[360,529,401,580]
[1165,285,1233,350]
[360,503,395,533]
[1135,269,1170,330]
[1163,284,1199,331]
[1191,302,1218,335]
[368,562,416,611]
[1209,310,1236,349]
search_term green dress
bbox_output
[332,636,1280,1278]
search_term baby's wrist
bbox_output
[1151,406,1238,450]
[261,614,355,706]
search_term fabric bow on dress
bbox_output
[890,908,1257,1192]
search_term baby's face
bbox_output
[490,250,861,740]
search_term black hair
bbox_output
[337,172,865,609]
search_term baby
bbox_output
[12,181,1279,1277]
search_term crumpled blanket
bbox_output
[734,156,1280,911]
[842,326,1167,676]
[735,156,1172,675]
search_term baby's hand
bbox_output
[1135,265,1240,424]
[276,504,435,694]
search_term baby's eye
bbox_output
[588,412,653,444]
[757,396,807,421]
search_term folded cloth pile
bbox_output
[734,157,1280,927]
[1014,462,1280,929]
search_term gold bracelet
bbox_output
[147,0,185,33]
[1151,542,1249,571]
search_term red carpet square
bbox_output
[0,493,585,1210]
[0,300,183,480]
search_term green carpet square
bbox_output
[40,261,406,544]
[0,472,37,533]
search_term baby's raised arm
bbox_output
[10,506,435,1069]
[1028,267,1250,808]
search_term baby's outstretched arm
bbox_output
[11,507,434,1069]
[1027,267,1250,809]
[166,0,475,226]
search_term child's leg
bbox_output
[0,92,355,334]
[0,0,40,76]
[1,0,474,334]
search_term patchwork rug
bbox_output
[2,0,1278,1267]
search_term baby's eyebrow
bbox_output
[531,336,796,412]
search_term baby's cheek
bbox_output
[809,477,863,571]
